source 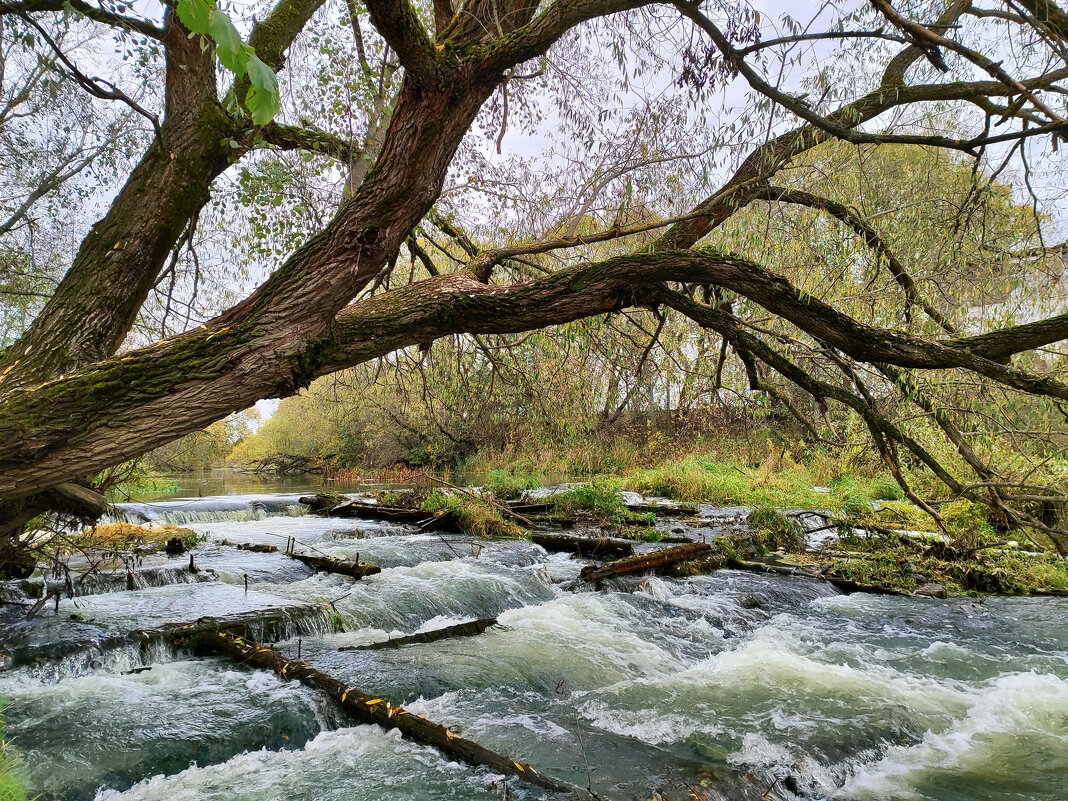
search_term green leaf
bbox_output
[245,52,277,91]
[175,0,211,34]
[208,8,248,73]
[246,84,279,125]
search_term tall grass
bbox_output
[0,704,25,801]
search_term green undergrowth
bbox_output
[420,489,524,539]
[626,455,904,512]
[819,530,1068,595]
[550,478,655,526]
[482,470,542,501]
[0,704,25,801]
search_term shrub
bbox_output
[746,505,804,552]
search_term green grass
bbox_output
[421,489,524,539]
[550,477,654,526]
[0,703,26,801]
[627,456,826,507]
[482,470,542,501]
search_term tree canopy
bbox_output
[1,0,1067,549]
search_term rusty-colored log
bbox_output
[579,542,712,583]
[289,551,381,579]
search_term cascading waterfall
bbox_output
[2,486,1065,801]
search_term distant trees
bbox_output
[1,0,1067,550]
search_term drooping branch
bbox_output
[754,185,957,333]
[674,1,1067,155]
[652,68,1068,252]
[0,0,164,38]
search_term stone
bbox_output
[914,582,948,599]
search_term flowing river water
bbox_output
[1,482,1066,801]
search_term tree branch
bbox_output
[0,0,164,39]
[363,0,441,86]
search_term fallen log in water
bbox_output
[329,500,436,523]
[579,542,711,584]
[722,558,911,596]
[288,551,381,580]
[200,630,585,795]
[531,533,634,559]
[339,617,498,651]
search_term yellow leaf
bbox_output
[513,762,524,772]
[366,698,383,705]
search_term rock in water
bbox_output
[165,536,186,555]
[914,582,948,599]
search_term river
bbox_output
[1,481,1065,801]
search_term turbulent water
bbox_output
[1,489,1066,801]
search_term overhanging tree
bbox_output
[1,0,1067,549]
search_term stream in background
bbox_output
[1,479,1066,801]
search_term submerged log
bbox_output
[339,617,498,651]
[200,630,584,795]
[288,551,381,580]
[237,543,279,553]
[531,533,634,559]
[579,542,712,583]
[0,605,327,671]
[328,500,436,523]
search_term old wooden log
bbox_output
[530,533,634,559]
[329,500,436,523]
[237,543,279,553]
[723,558,912,596]
[339,617,498,651]
[200,631,584,795]
[579,542,712,583]
[288,552,381,580]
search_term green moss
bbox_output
[825,530,1068,595]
